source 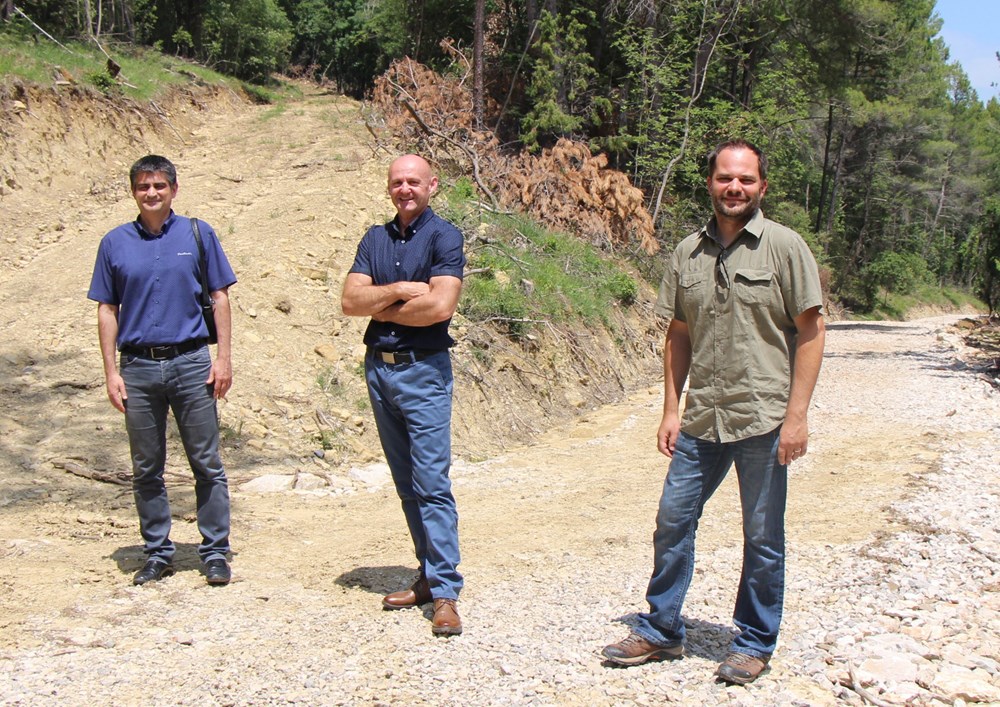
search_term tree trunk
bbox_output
[814,102,835,233]
[473,0,485,131]
[1,0,13,22]
[82,0,94,38]
[930,152,952,233]
[122,0,135,41]
[825,130,846,235]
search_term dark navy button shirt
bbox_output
[349,207,465,351]
[88,212,237,347]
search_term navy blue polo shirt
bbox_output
[349,207,465,351]
[88,212,237,347]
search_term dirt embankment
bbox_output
[0,79,663,496]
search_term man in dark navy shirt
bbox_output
[88,155,237,586]
[342,154,466,636]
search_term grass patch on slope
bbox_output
[0,31,255,101]
[440,180,640,339]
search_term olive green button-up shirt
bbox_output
[655,209,823,443]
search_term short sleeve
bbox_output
[349,226,377,277]
[87,236,117,304]
[781,235,824,318]
[430,222,466,280]
[654,249,682,321]
[197,220,238,291]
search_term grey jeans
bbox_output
[121,345,230,563]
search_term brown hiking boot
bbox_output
[716,651,770,684]
[601,633,683,666]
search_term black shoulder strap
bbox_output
[190,218,211,306]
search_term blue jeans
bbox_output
[365,350,462,599]
[121,346,231,564]
[634,428,786,658]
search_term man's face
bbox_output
[708,147,767,222]
[388,156,437,227]
[132,171,177,222]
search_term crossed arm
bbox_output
[341,272,462,326]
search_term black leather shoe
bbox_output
[204,559,231,585]
[133,559,174,586]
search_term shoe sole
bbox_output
[206,576,231,585]
[431,625,463,636]
[381,599,430,610]
[716,666,769,685]
[602,647,683,666]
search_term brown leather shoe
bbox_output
[601,633,683,666]
[431,598,462,636]
[715,651,770,684]
[382,575,432,609]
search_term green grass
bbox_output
[861,284,986,320]
[0,32,248,101]
[457,208,641,338]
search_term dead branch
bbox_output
[148,100,186,143]
[846,662,892,707]
[399,99,500,210]
[53,459,130,486]
[14,7,81,56]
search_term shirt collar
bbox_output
[700,208,765,249]
[134,210,177,240]
[388,207,435,240]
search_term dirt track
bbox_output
[1,84,998,705]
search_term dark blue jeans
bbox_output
[365,350,462,599]
[634,428,787,658]
[121,346,231,564]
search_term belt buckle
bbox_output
[379,351,395,364]
[149,345,172,360]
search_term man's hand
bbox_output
[657,413,682,457]
[393,281,430,301]
[778,414,808,465]
[106,372,127,413]
[207,356,233,399]
[779,306,824,465]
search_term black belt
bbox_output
[368,347,440,365]
[121,339,206,360]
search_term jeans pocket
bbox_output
[179,345,211,363]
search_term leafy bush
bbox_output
[862,251,931,307]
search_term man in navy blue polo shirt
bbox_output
[342,154,466,636]
[88,154,237,587]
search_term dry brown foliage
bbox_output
[370,54,658,254]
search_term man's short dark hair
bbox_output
[707,140,768,181]
[129,155,177,190]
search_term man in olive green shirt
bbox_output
[603,140,825,685]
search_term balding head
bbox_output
[388,155,438,229]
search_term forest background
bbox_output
[3,0,1000,317]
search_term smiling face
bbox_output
[707,147,767,225]
[387,155,437,229]
[131,170,178,231]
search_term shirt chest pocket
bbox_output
[732,269,777,305]
[678,273,708,314]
